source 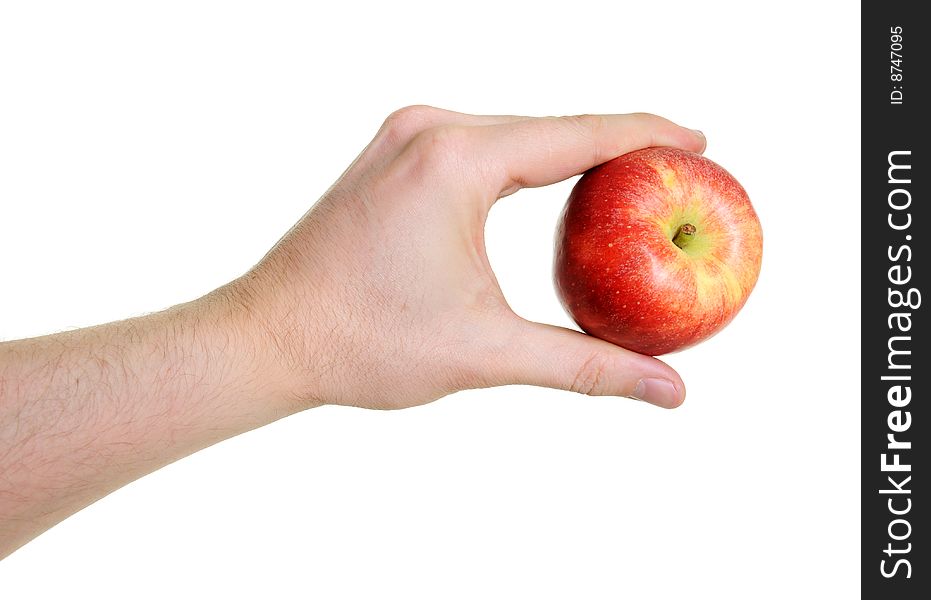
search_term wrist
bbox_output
[203,275,324,416]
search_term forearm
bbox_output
[0,287,297,558]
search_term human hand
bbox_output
[0,106,704,556]
[227,106,707,410]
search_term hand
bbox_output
[0,106,704,557]
[228,106,707,410]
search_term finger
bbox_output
[401,105,529,128]
[491,319,686,408]
[371,105,528,154]
[347,105,530,182]
[475,112,707,196]
[333,105,530,189]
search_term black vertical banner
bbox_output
[862,2,927,596]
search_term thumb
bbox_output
[495,320,686,409]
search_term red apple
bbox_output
[554,147,763,356]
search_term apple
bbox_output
[553,147,763,356]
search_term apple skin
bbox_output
[554,147,763,356]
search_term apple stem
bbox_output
[672,223,696,249]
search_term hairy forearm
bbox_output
[0,288,296,558]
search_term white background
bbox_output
[0,1,859,597]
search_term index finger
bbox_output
[476,113,706,197]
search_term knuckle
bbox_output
[628,111,659,122]
[564,113,609,138]
[381,123,471,189]
[560,114,610,166]
[414,124,471,153]
[628,111,668,130]
[380,105,441,145]
[569,352,610,396]
[406,125,472,169]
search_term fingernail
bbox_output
[691,129,706,152]
[632,378,682,408]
